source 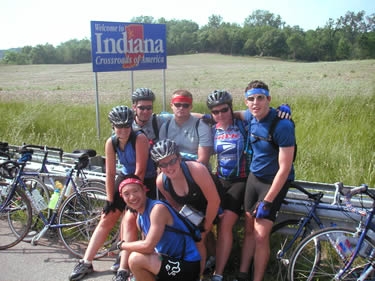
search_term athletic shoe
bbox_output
[110,254,121,272]
[69,260,93,281]
[211,274,223,281]
[112,270,130,281]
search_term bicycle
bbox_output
[288,182,375,281]
[8,145,106,241]
[0,152,118,259]
[265,181,364,281]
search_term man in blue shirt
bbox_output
[235,80,296,281]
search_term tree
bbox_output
[244,10,285,29]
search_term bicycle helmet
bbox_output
[150,139,179,162]
[206,90,233,109]
[131,88,155,103]
[108,106,134,127]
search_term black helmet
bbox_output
[150,139,179,162]
[108,106,134,127]
[131,88,155,103]
[206,90,233,109]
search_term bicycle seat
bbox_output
[72,149,97,158]
[64,153,89,170]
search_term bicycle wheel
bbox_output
[0,187,33,249]
[288,227,375,281]
[21,176,51,242]
[57,187,120,259]
[264,219,314,281]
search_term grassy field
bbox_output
[0,54,374,187]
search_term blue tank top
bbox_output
[115,131,156,179]
[213,119,249,179]
[138,199,201,262]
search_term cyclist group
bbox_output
[69,80,296,281]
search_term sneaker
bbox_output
[69,260,94,281]
[112,270,130,281]
[110,254,121,272]
[211,274,223,281]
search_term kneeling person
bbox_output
[114,175,201,281]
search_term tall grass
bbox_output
[0,55,374,186]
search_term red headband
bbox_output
[171,96,192,104]
[119,178,146,194]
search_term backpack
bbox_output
[164,201,202,242]
[268,117,297,162]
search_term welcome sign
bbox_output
[90,21,167,72]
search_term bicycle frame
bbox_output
[335,188,375,280]
[275,182,353,260]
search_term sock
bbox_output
[81,259,92,265]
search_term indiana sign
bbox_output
[90,21,167,72]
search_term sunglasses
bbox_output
[173,103,190,109]
[114,124,131,129]
[137,105,153,111]
[247,95,267,102]
[211,106,230,115]
[158,157,179,168]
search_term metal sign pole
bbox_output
[94,72,100,139]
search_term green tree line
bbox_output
[1,9,374,64]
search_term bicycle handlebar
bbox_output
[335,182,371,216]
[21,144,64,161]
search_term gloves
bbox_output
[253,200,272,219]
[103,200,116,215]
[277,104,291,119]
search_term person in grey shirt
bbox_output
[159,89,213,167]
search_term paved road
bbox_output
[0,235,117,281]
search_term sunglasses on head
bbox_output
[247,95,267,102]
[137,105,153,111]
[173,103,190,109]
[211,106,230,115]
[158,157,179,168]
[114,124,131,129]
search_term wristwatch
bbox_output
[116,240,125,250]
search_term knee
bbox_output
[128,252,144,271]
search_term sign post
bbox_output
[90,21,167,138]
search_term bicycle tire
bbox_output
[264,219,314,281]
[57,186,120,259]
[0,187,33,249]
[288,226,375,281]
[20,176,51,242]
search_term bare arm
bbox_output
[120,204,172,254]
[197,146,212,166]
[188,161,220,232]
[134,133,150,181]
[105,137,117,202]
[264,146,294,202]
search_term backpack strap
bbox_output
[268,117,297,161]
[111,130,142,152]
[162,160,195,192]
[165,118,200,141]
[151,113,159,141]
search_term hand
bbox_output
[103,200,116,215]
[277,104,291,119]
[252,200,272,219]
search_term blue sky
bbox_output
[1,0,373,49]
